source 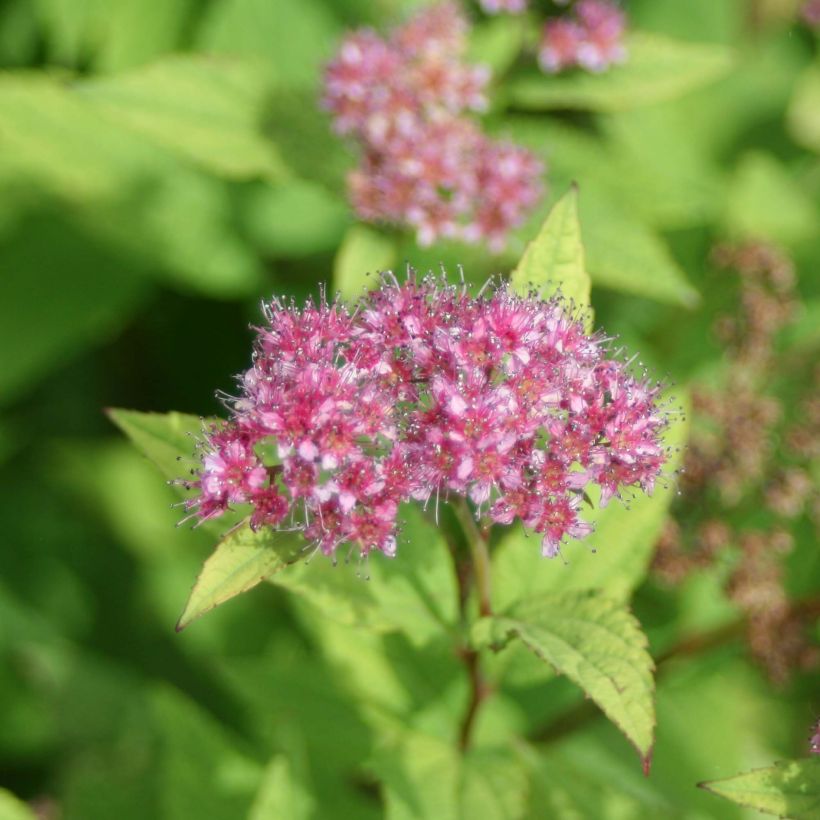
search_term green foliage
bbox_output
[2,1,818,818]
[176,526,303,631]
[473,591,655,762]
[376,732,529,820]
[510,185,592,322]
[700,758,820,819]
[507,33,733,112]
[334,224,398,300]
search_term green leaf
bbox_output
[0,788,36,820]
[271,504,458,645]
[0,73,164,201]
[377,732,529,820]
[699,759,820,820]
[79,55,286,181]
[248,757,314,820]
[580,191,700,307]
[243,180,349,258]
[789,63,820,154]
[467,16,525,77]
[106,409,208,482]
[176,524,303,631]
[492,389,690,611]
[725,151,818,246]
[507,33,732,112]
[473,590,655,763]
[510,185,591,322]
[196,0,339,88]
[333,224,398,301]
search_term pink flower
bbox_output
[323,4,543,249]
[182,273,670,561]
[539,0,627,74]
[802,0,820,28]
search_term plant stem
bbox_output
[445,498,495,751]
[452,497,493,618]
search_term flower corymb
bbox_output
[180,273,670,562]
[322,3,543,250]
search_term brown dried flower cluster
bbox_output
[652,241,818,685]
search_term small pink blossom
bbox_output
[802,0,820,28]
[539,0,627,74]
[323,4,543,249]
[181,273,671,562]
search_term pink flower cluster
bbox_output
[539,0,627,73]
[802,0,820,28]
[182,273,669,561]
[322,3,543,250]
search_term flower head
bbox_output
[323,4,543,249]
[539,0,627,74]
[182,272,671,562]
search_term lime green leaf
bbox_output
[492,390,689,611]
[0,73,164,200]
[106,409,208,482]
[244,180,349,258]
[507,33,732,112]
[196,0,339,88]
[271,505,458,645]
[725,151,818,246]
[150,686,260,820]
[79,55,286,181]
[467,16,525,77]
[176,524,303,631]
[789,63,820,154]
[581,191,700,307]
[249,757,313,820]
[510,185,591,321]
[472,591,655,763]
[0,788,36,820]
[334,224,398,301]
[700,759,820,819]
[377,732,529,820]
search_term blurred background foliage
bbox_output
[0,0,818,817]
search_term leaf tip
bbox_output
[641,746,654,777]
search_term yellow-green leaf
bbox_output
[510,185,591,322]
[79,55,286,181]
[177,523,303,631]
[472,590,655,764]
[507,33,732,112]
[106,408,208,482]
[700,758,820,820]
[333,223,397,302]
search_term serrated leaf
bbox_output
[510,185,591,322]
[333,223,397,301]
[507,33,732,112]
[176,524,303,631]
[700,758,820,819]
[106,408,208,482]
[79,55,286,181]
[270,504,458,646]
[377,732,529,820]
[473,591,655,762]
